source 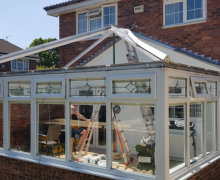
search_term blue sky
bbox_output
[0,0,65,49]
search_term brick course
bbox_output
[0,155,219,180]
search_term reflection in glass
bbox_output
[69,104,106,167]
[8,81,31,97]
[169,105,185,170]
[112,104,155,175]
[38,104,65,159]
[190,103,203,163]
[206,102,216,154]
[208,81,217,96]
[169,78,186,97]
[113,79,151,94]
[36,82,62,94]
[69,79,105,97]
[10,103,30,152]
[194,82,208,94]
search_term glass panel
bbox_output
[190,103,203,163]
[70,103,106,167]
[69,78,105,97]
[11,60,17,70]
[194,82,208,95]
[8,81,31,97]
[10,103,30,152]
[90,18,101,31]
[103,6,116,27]
[206,102,216,155]
[165,3,183,25]
[169,78,186,97]
[38,104,65,159]
[78,13,87,34]
[113,79,151,94]
[24,60,29,70]
[17,60,23,71]
[169,105,185,170]
[0,103,2,147]
[187,0,203,20]
[208,81,217,96]
[36,82,62,94]
[112,104,155,175]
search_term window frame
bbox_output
[108,72,156,100]
[76,4,118,34]
[33,77,65,98]
[11,59,29,71]
[163,0,207,27]
[191,76,210,98]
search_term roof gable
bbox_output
[0,39,22,54]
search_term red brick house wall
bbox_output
[58,0,220,67]
[0,60,36,72]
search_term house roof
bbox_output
[44,0,85,11]
[0,39,39,60]
[0,39,22,54]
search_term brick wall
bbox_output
[10,103,31,152]
[0,155,219,180]
[0,156,109,180]
[58,0,220,67]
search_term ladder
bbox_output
[113,113,130,166]
[125,41,139,63]
[77,89,105,156]
[125,41,156,142]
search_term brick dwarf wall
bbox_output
[0,155,219,180]
[0,156,109,180]
[58,0,220,67]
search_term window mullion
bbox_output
[203,101,207,158]
[186,101,190,167]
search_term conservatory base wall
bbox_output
[0,156,219,180]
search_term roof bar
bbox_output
[0,27,109,64]
[64,31,111,69]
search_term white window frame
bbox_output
[0,80,3,99]
[11,59,29,71]
[76,4,118,34]
[163,0,207,27]
[89,16,102,31]
[108,72,156,100]
[191,76,210,98]
[33,77,65,98]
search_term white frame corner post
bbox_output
[155,69,169,180]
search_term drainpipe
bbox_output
[112,33,116,64]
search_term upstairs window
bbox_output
[165,2,183,26]
[11,59,29,71]
[164,0,206,27]
[77,4,117,34]
[78,13,87,34]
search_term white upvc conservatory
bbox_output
[0,26,219,180]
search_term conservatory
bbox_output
[0,26,219,180]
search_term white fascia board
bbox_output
[0,28,109,65]
[47,0,120,17]
[110,26,170,63]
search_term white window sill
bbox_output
[170,152,220,180]
[163,19,207,29]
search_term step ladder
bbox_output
[125,41,139,63]
[77,103,103,156]
[113,113,130,166]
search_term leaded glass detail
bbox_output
[36,82,62,94]
[70,79,105,97]
[194,82,208,94]
[113,79,151,94]
[8,81,31,97]
[169,78,186,97]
